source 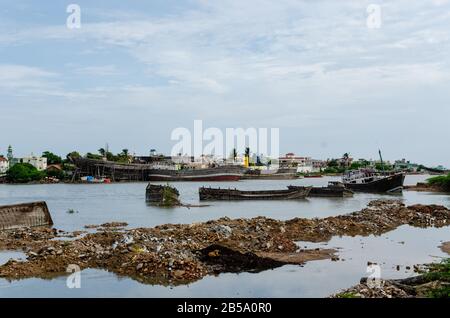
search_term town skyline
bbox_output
[0,143,445,169]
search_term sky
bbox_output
[0,0,449,166]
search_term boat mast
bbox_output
[378,149,384,171]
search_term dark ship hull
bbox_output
[199,186,311,200]
[288,184,353,197]
[241,168,299,180]
[344,173,405,193]
[148,166,245,182]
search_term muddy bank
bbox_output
[404,183,448,193]
[0,200,449,286]
[332,259,450,298]
[440,242,450,255]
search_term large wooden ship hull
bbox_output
[344,173,405,193]
[148,166,245,182]
[199,186,311,200]
[241,168,299,180]
[72,158,153,181]
[288,184,354,197]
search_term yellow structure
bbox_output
[244,155,249,168]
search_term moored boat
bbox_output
[289,182,354,197]
[199,186,312,200]
[148,165,245,181]
[343,169,405,193]
[241,167,299,180]
[146,184,180,205]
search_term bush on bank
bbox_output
[427,173,450,191]
[6,163,45,183]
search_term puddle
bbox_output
[0,251,26,266]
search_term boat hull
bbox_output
[344,173,405,193]
[148,166,245,182]
[148,174,241,182]
[199,186,312,200]
[241,168,299,180]
[288,185,353,197]
[145,184,180,205]
[0,201,53,231]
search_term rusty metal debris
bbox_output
[0,201,53,231]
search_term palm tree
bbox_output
[342,153,350,168]
[98,148,106,157]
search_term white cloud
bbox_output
[0,1,449,164]
[74,65,119,76]
[0,64,56,90]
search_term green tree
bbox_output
[66,151,81,161]
[6,163,45,183]
[375,163,392,171]
[86,152,103,160]
[98,148,106,157]
[42,151,62,164]
[327,159,339,168]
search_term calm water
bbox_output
[0,175,449,297]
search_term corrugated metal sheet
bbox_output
[0,201,53,231]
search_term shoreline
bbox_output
[1,199,449,287]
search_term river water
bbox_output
[0,175,449,297]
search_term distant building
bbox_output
[15,156,48,171]
[312,159,327,171]
[0,157,9,174]
[278,153,324,173]
[394,159,419,171]
[46,164,63,173]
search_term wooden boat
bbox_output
[0,201,53,231]
[303,173,323,178]
[146,184,180,205]
[241,168,299,180]
[199,186,312,200]
[343,169,405,193]
[148,166,245,182]
[288,182,354,197]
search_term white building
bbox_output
[18,156,48,171]
[0,157,9,174]
[279,153,313,172]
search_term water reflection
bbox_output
[0,175,448,232]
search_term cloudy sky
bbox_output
[0,0,449,165]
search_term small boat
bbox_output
[343,169,405,193]
[303,173,323,178]
[199,186,312,200]
[289,182,354,197]
[80,176,110,183]
[0,201,53,231]
[146,184,180,205]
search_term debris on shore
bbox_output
[0,200,449,286]
[404,183,447,193]
[332,259,450,298]
[440,242,450,255]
